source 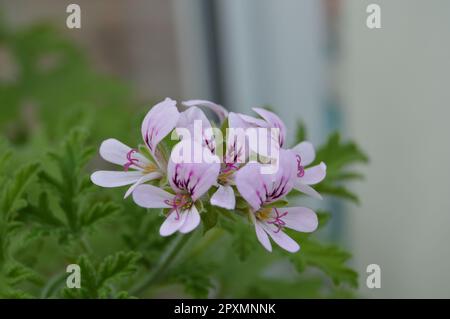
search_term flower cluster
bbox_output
[91,98,326,253]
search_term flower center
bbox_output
[257,207,288,233]
[143,162,158,174]
[296,154,305,178]
[218,163,238,185]
[164,193,193,221]
[255,207,273,221]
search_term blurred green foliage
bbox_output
[0,19,367,298]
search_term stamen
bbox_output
[267,208,288,233]
[164,193,191,221]
[124,149,140,171]
[296,154,305,178]
[221,162,238,174]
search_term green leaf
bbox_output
[0,162,39,217]
[80,202,120,227]
[97,251,141,287]
[168,261,214,298]
[201,207,218,234]
[290,239,358,288]
[62,252,141,298]
[313,132,368,203]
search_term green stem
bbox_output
[130,232,194,296]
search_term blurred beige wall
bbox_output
[340,0,450,297]
[0,0,182,100]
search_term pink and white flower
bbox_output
[176,107,247,210]
[239,108,326,199]
[91,98,180,198]
[235,149,318,253]
[132,140,220,236]
[291,141,327,199]
[210,112,249,210]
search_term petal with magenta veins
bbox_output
[234,162,266,211]
[176,107,215,152]
[99,138,149,168]
[168,140,220,200]
[141,97,180,155]
[252,107,287,147]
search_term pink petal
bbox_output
[261,222,300,253]
[234,162,266,211]
[132,184,173,209]
[280,207,318,233]
[141,97,180,155]
[293,182,323,200]
[176,107,215,152]
[255,221,272,252]
[235,149,297,209]
[178,205,201,234]
[225,113,249,163]
[91,170,143,187]
[300,162,327,185]
[159,209,188,237]
[291,141,315,166]
[252,108,287,147]
[99,138,149,168]
[168,140,220,200]
[124,172,162,198]
[237,113,267,128]
[210,185,236,210]
[182,99,228,123]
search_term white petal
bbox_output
[252,107,286,147]
[281,207,318,233]
[159,209,188,237]
[261,222,300,253]
[132,184,173,208]
[141,98,180,155]
[300,162,327,185]
[291,141,315,166]
[210,185,236,210]
[182,99,228,123]
[124,172,162,198]
[293,182,323,200]
[255,221,272,252]
[91,170,143,188]
[178,205,201,234]
[99,138,148,168]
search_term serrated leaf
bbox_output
[1,162,39,216]
[290,239,358,288]
[80,202,120,227]
[97,251,141,287]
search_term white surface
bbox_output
[340,0,450,298]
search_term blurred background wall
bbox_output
[1,0,450,297]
